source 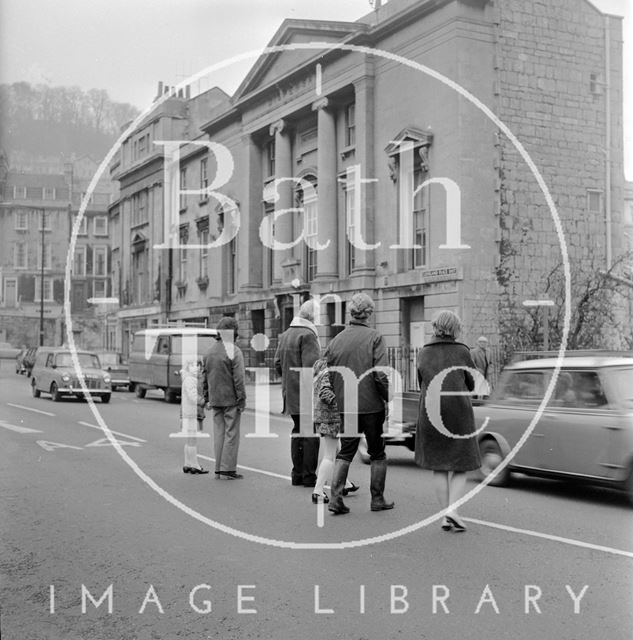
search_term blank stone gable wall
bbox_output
[493,0,624,354]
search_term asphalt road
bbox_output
[1,359,632,640]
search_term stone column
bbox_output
[350,75,376,276]
[269,119,293,285]
[238,134,263,291]
[312,97,338,281]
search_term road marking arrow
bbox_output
[36,441,83,452]
[0,420,42,434]
[85,437,141,448]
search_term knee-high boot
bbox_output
[290,437,303,485]
[370,459,394,511]
[328,459,351,515]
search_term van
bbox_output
[128,327,218,402]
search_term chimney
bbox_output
[185,85,191,99]
[157,81,164,100]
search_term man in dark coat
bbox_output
[325,292,394,515]
[205,317,246,479]
[274,300,321,487]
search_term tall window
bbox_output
[131,242,148,304]
[200,157,208,200]
[15,211,28,230]
[14,243,28,269]
[94,216,108,236]
[73,246,87,276]
[178,227,188,281]
[35,277,53,302]
[93,247,107,277]
[13,186,26,199]
[39,211,52,230]
[228,237,237,294]
[131,190,148,226]
[43,187,56,200]
[93,280,106,298]
[345,182,356,273]
[345,103,356,147]
[263,202,274,286]
[180,168,187,211]
[266,140,275,177]
[199,227,209,277]
[587,189,603,215]
[77,217,88,235]
[412,164,429,268]
[304,194,318,283]
[37,244,52,270]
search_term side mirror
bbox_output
[51,364,57,369]
[107,366,112,371]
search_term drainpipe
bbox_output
[605,14,612,268]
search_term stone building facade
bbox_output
[0,167,113,348]
[108,0,627,382]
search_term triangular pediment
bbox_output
[384,126,434,155]
[234,19,365,101]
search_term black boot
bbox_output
[302,436,320,487]
[328,459,351,515]
[370,459,394,511]
[290,437,303,485]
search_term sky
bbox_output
[0,0,631,178]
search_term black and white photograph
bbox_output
[1,0,632,638]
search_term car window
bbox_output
[493,370,547,405]
[54,353,101,369]
[157,337,170,354]
[602,367,633,410]
[46,353,54,367]
[99,353,119,367]
[170,335,216,355]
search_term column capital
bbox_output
[269,119,286,137]
[311,97,329,112]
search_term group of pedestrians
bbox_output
[178,292,485,532]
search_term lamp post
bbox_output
[523,299,555,350]
[39,208,46,346]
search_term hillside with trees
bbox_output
[0,82,139,167]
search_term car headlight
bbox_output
[103,375,111,384]
[61,374,70,382]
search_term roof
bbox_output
[135,328,218,336]
[509,357,633,370]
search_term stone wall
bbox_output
[494,0,625,355]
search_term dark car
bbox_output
[95,352,130,391]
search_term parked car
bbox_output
[22,347,38,377]
[96,352,130,391]
[473,353,633,504]
[15,347,29,374]
[31,348,112,403]
[128,327,218,402]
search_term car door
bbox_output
[539,370,616,478]
[479,369,549,468]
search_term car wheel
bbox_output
[135,385,146,399]
[477,437,511,486]
[624,463,633,507]
[31,380,41,398]
[101,394,111,404]
[50,382,62,402]
[165,389,178,403]
[358,436,370,465]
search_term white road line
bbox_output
[464,516,633,560]
[198,455,633,558]
[0,420,42,434]
[7,403,55,416]
[77,421,146,443]
[197,455,289,481]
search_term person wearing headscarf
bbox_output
[415,310,481,532]
[181,359,209,474]
[325,292,394,515]
[274,299,321,487]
